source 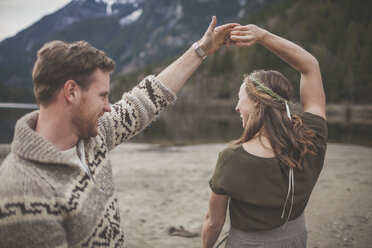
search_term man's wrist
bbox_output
[192,42,207,60]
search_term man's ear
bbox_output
[63,80,80,103]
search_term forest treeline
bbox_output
[1,0,370,105]
[111,0,372,104]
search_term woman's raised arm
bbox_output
[230,25,326,119]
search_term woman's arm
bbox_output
[230,25,326,119]
[202,191,229,248]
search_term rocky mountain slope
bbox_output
[0,0,276,94]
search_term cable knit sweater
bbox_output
[0,76,176,248]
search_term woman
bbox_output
[202,24,327,248]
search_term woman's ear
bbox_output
[253,99,260,107]
[63,80,80,103]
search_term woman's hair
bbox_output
[233,70,317,169]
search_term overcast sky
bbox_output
[0,0,71,42]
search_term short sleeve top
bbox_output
[209,112,327,231]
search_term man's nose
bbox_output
[104,102,111,112]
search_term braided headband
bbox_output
[246,74,292,120]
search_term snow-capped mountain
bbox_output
[0,0,278,93]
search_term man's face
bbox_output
[73,69,111,139]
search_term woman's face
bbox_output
[235,83,255,128]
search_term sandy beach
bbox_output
[0,142,371,247]
[108,142,372,248]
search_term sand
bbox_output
[109,142,372,248]
[0,142,370,247]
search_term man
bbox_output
[0,17,238,247]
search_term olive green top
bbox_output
[209,112,327,231]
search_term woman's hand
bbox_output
[229,24,268,48]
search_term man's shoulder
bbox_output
[0,152,85,221]
[0,153,60,198]
[0,152,20,178]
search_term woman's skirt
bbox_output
[225,212,307,248]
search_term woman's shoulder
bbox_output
[300,112,328,141]
[219,143,242,157]
[216,144,244,166]
[301,112,327,124]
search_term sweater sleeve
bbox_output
[99,75,176,151]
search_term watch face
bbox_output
[192,42,207,59]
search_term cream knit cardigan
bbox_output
[0,76,176,248]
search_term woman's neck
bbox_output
[243,132,274,158]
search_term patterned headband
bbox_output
[246,73,292,120]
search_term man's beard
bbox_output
[72,102,100,139]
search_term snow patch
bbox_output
[119,8,143,27]
[94,0,139,15]
[239,0,247,6]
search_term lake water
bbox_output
[1,106,372,147]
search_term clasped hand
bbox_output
[198,18,266,54]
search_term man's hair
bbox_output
[32,40,115,106]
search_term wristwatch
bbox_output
[192,42,207,60]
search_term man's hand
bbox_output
[198,16,239,55]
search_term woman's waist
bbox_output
[229,212,306,241]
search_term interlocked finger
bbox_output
[230,34,253,42]
[235,40,255,47]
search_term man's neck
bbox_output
[36,104,79,151]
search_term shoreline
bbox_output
[1,140,372,156]
[1,141,372,162]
